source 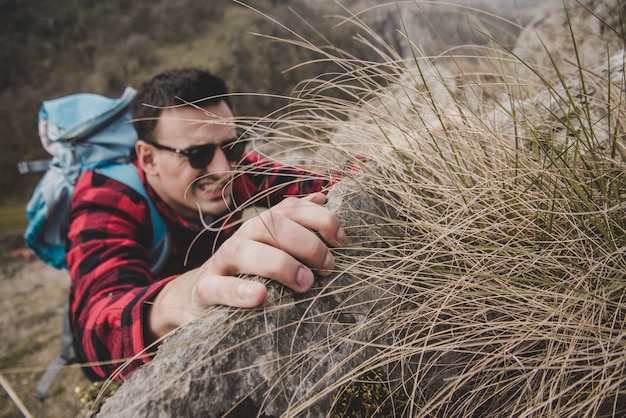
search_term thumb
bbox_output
[195,275,268,309]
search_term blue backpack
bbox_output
[19,87,170,400]
[20,87,169,272]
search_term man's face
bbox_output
[144,102,239,221]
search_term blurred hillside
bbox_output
[0,0,552,205]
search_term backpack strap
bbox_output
[98,163,170,274]
[33,300,74,402]
[17,158,51,175]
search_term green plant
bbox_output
[75,380,120,416]
[329,369,408,418]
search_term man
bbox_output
[67,68,345,380]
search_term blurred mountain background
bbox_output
[0,0,555,206]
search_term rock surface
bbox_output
[513,0,625,81]
[98,177,396,417]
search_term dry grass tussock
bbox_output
[224,3,626,417]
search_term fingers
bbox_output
[193,237,321,308]
[221,236,328,286]
[228,195,344,273]
[243,194,346,248]
[194,194,346,308]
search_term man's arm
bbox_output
[233,152,336,208]
[67,171,173,379]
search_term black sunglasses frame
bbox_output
[145,135,247,169]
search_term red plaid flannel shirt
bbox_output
[67,152,334,380]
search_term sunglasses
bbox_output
[145,136,247,169]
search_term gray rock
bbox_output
[98,176,396,417]
[512,0,625,83]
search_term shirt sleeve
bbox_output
[67,170,176,380]
[232,152,338,207]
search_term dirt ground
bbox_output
[0,257,87,418]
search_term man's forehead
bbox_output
[156,104,236,141]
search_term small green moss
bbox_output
[329,369,408,418]
[75,380,120,416]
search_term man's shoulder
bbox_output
[73,166,149,209]
[75,160,143,191]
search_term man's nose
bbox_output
[207,146,231,171]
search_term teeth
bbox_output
[195,175,232,193]
[198,183,215,192]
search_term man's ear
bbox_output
[136,140,158,175]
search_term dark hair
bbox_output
[130,68,232,142]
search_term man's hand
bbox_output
[145,193,346,341]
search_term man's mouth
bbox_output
[198,182,218,192]
[195,178,232,201]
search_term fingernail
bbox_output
[296,267,314,290]
[319,252,334,276]
[335,228,346,246]
[237,282,259,300]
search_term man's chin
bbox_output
[193,184,234,215]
